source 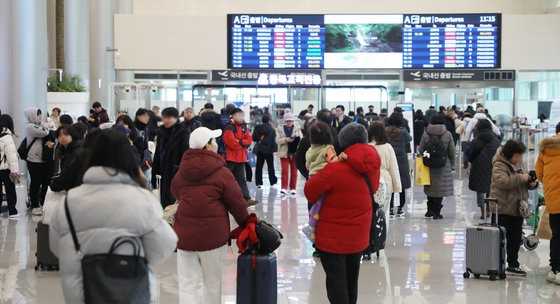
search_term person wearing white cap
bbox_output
[171,127,251,304]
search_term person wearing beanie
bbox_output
[152,107,190,209]
[172,127,250,303]
[333,105,351,133]
[252,114,278,189]
[385,112,412,217]
[456,111,473,169]
[304,123,381,304]
[223,108,258,206]
[276,109,303,196]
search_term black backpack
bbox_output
[18,137,38,160]
[422,133,447,168]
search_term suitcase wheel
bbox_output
[463,271,470,279]
[523,235,539,251]
[499,273,507,280]
[35,263,59,272]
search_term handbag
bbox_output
[253,220,284,254]
[519,199,532,219]
[536,206,552,240]
[415,157,431,185]
[362,174,386,255]
[42,187,66,225]
[65,198,150,304]
[162,201,179,226]
[374,177,388,205]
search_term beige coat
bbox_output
[489,147,537,216]
[276,123,303,159]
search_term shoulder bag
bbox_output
[65,198,150,304]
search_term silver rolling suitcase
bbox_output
[464,198,507,281]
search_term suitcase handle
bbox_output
[484,198,499,226]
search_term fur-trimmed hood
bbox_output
[200,109,218,115]
[538,135,560,153]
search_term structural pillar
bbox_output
[0,0,49,137]
[64,0,90,91]
[115,0,135,113]
[89,0,116,105]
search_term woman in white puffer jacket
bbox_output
[0,115,20,217]
[367,122,402,230]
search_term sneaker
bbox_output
[425,211,433,218]
[246,199,259,207]
[546,270,560,284]
[389,209,394,216]
[479,215,484,220]
[32,208,42,216]
[362,253,371,261]
[506,267,527,277]
[290,190,297,196]
[271,183,278,189]
[312,250,321,258]
[9,212,19,219]
[433,214,443,220]
[280,189,287,195]
[256,185,262,189]
[397,207,404,215]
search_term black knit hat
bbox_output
[231,108,244,115]
[339,124,368,151]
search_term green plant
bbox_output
[47,74,86,92]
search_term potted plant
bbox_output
[46,74,89,118]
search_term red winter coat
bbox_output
[304,143,381,254]
[223,121,252,163]
[171,148,250,252]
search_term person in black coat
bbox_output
[182,107,202,133]
[295,109,341,180]
[152,107,190,208]
[252,115,278,188]
[386,112,412,216]
[50,125,87,192]
[332,105,351,133]
[199,103,224,131]
[465,119,501,219]
[147,106,162,141]
[413,110,427,154]
[354,107,369,128]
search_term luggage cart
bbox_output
[522,193,544,251]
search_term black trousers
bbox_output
[255,153,277,186]
[319,250,362,304]
[159,177,175,209]
[27,161,50,208]
[492,214,523,268]
[427,196,443,216]
[226,161,250,200]
[0,170,17,214]
[550,213,560,272]
[390,191,406,210]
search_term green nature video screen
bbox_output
[325,23,403,53]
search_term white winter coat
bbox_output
[0,129,19,173]
[369,141,402,207]
[49,166,178,304]
[465,113,501,141]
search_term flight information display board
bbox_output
[402,14,501,68]
[228,15,325,69]
[227,14,501,70]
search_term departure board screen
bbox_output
[402,14,501,68]
[227,14,501,69]
[228,15,325,69]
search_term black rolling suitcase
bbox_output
[35,221,59,271]
[236,252,277,304]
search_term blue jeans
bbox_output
[461,142,470,164]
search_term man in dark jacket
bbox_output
[152,107,190,208]
[199,103,224,131]
[365,105,379,121]
[223,108,258,206]
[333,105,351,133]
[296,109,341,180]
[148,106,162,141]
[252,114,277,188]
[135,108,153,181]
[182,107,202,133]
[298,104,314,119]
[88,102,106,128]
[354,107,369,128]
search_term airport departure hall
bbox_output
[2,1,560,303]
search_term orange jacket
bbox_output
[536,135,560,214]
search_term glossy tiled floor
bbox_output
[1,159,559,304]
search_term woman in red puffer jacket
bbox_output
[171,127,250,304]
[304,124,381,304]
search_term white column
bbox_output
[89,0,116,105]
[64,0,90,91]
[115,0,135,113]
[1,0,49,136]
